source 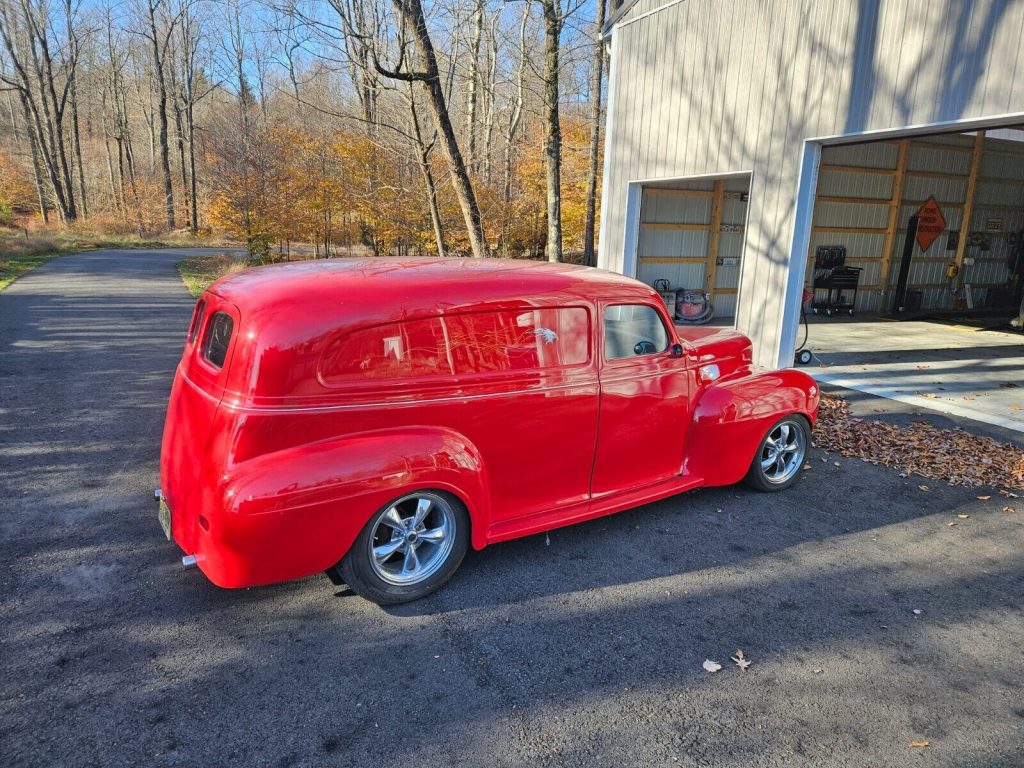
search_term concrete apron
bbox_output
[802,318,1024,435]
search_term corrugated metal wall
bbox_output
[599,0,1024,367]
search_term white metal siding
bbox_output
[599,0,1024,366]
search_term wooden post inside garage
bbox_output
[879,139,909,297]
[954,130,985,269]
[705,180,725,295]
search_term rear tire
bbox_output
[743,416,810,492]
[336,490,469,605]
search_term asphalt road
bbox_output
[1,249,1022,768]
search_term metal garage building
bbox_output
[597,0,1024,368]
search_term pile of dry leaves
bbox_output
[814,394,1024,491]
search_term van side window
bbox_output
[320,318,452,384]
[447,308,589,373]
[604,304,668,360]
[203,312,234,369]
[188,299,206,344]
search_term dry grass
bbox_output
[177,252,252,297]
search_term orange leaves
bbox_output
[0,152,36,221]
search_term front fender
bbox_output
[201,427,489,587]
[685,368,819,487]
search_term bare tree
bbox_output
[537,0,561,262]
[139,0,178,229]
[407,82,445,257]
[356,0,488,257]
[582,0,606,267]
[500,1,528,254]
[0,0,80,221]
[463,0,483,171]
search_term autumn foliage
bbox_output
[199,114,598,261]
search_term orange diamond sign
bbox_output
[915,196,946,252]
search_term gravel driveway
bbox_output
[1,249,1022,767]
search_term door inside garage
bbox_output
[634,175,751,321]
[803,125,1024,434]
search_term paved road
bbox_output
[1,250,1022,768]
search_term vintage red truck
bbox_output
[158,258,818,603]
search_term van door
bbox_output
[444,306,600,523]
[591,302,690,497]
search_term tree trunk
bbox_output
[147,0,176,230]
[18,91,49,223]
[582,0,607,267]
[464,0,483,173]
[501,4,529,256]
[187,99,198,233]
[540,0,562,263]
[66,0,87,218]
[409,87,445,258]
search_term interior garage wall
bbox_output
[598,0,1024,367]
[636,176,750,318]
[810,132,1024,313]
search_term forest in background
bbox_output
[0,0,607,263]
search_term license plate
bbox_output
[158,497,172,540]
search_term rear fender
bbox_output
[207,427,489,586]
[685,369,819,487]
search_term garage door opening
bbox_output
[634,174,751,323]
[801,125,1024,433]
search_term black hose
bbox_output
[797,305,809,351]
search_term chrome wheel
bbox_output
[759,420,806,485]
[368,492,456,586]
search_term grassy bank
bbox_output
[177,252,249,297]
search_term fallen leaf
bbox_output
[814,395,1024,494]
[1012,405,1022,411]
[921,392,937,398]
[963,395,975,401]
[702,659,722,673]
[977,495,991,500]
[813,668,823,674]
[913,609,923,615]
[909,741,930,748]
[916,365,930,370]
[947,521,958,527]
[731,649,752,671]
[1004,506,1016,514]
[919,485,930,492]
[999,382,1018,388]
[957,514,969,519]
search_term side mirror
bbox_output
[670,343,684,358]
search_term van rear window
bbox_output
[187,300,206,344]
[203,312,233,369]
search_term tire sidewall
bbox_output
[745,415,810,492]
[339,490,470,605]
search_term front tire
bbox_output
[743,416,809,492]
[336,490,469,605]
